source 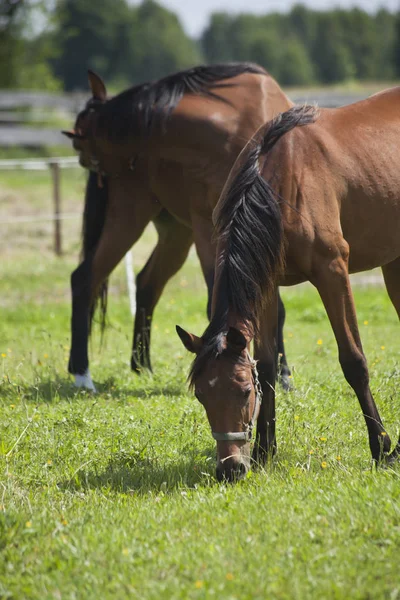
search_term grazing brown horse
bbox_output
[64,63,293,391]
[177,90,400,481]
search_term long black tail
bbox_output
[213,104,318,334]
[82,172,109,334]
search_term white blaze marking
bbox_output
[209,377,219,388]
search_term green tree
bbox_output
[374,8,396,80]
[0,0,25,87]
[128,0,201,83]
[312,12,355,83]
[278,38,315,86]
[52,0,133,90]
[339,8,378,80]
[288,4,318,56]
[201,13,234,63]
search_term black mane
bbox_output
[96,62,267,140]
[190,104,319,385]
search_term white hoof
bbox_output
[74,371,97,393]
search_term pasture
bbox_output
[1,168,400,599]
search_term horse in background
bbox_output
[64,63,293,392]
[178,90,400,481]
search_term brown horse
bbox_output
[177,90,400,481]
[64,64,293,391]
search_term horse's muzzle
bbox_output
[216,457,248,482]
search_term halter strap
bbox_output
[211,352,263,443]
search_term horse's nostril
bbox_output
[216,460,248,483]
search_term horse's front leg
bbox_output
[313,243,391,462]
[252,292,278,465]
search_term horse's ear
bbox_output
[61,130,76,139]
[61,129,84,140]
[226,327,247,352]
[88,69,107,101]
[176,325,202,354]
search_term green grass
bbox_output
[0,248,400,599]
[1,170,400,598]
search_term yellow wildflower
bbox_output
[1,353,6,358]
[317,339,323,346]
[226,573,234,581]
[321,461,327,469]
[195,581,203,589]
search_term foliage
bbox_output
[1,1,400,91]
[51,0,201,90]
[0,0,61,90]
[202,5,399,85]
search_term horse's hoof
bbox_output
[74,371,97,393]
[131,359,152,375]
[385,447,400,466]
[279,374,293,392]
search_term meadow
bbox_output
[0,167,400,599]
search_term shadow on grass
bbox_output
[12,375,185,404]
[58,446,216,494]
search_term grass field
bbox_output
[1,168,400,599]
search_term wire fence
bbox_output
[0,156,137,314]
[0,156,80,254]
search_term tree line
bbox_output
[1,0,399,91]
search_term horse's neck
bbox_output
[210,257,255,343]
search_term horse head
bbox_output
[176,324,261,482]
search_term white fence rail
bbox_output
[0,156,79,170]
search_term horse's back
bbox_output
[262,88,400,276]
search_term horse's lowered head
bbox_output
[62,71,133,177]
[176,324,262,482]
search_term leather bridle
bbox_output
[211,352,263,443]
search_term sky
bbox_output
[146,0,399,36]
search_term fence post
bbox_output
[49,160,62,256]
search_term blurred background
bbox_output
[2,0,399,91]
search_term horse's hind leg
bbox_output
[131,211,193,373]
[381,257,400,460]
[313,245,391,461]
[277,292,292,391]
